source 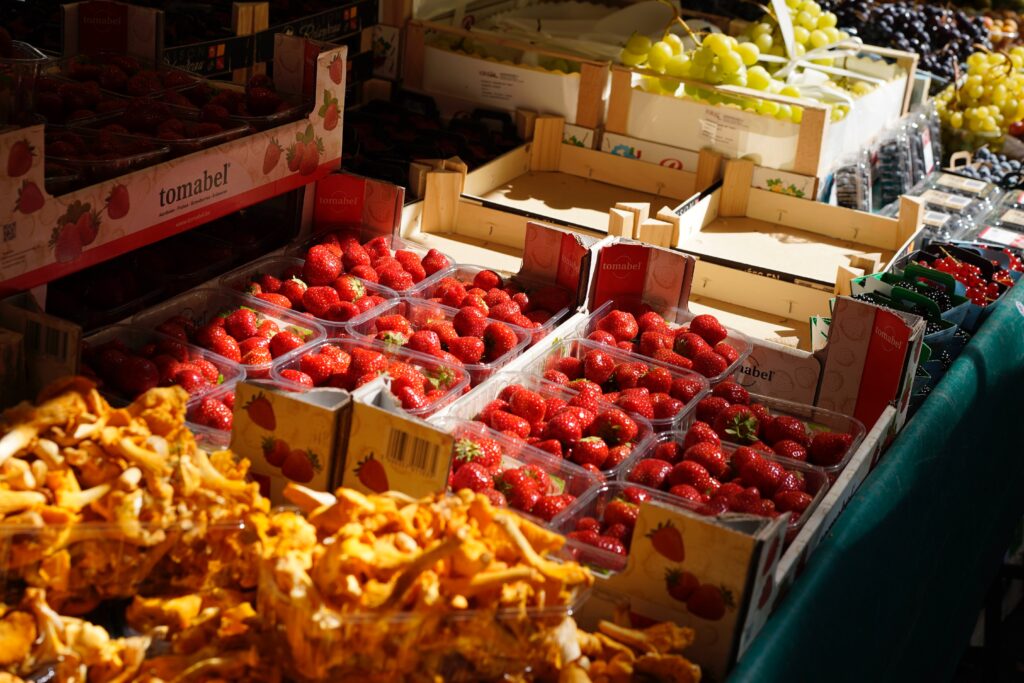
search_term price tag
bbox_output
[979,226,1024,248]
[935,173,988,196]
[920,190,971,212]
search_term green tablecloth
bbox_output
[729,283,1024,682]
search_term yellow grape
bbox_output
[664,33,685,55]
[621,49,646,67]
[793,27,810,45]
[626,33,653,54]
[666,54,691,77]
[648,41,673,71]
[755,33,773,51]
[737,42,760,66]
[809,30,829,48]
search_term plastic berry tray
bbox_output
[185,383,238,440]
[218,255,397,337]
[131,287,326,378]
[445,372,655,479]
[271,337,471,419]
[45,126,171,182]
[79,108,252,156]
[50,52,199,97]
[578,298,753,385]
[525,338,711,432]
[346,298,531,385]
[173,80,312,131]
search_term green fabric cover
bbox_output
[729,283,1024,682]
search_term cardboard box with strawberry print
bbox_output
[231,380,351,504]
[0,28,348,295]
[553,481,787,681]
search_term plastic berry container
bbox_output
[527,338,711,433]
[82,324,245,404]
[218,255,397,337]
[45,126,171,182]
[446,372,655,479]
[409,263,576,342]
[920,171,1002,205]
[80,107,252,156]
[432,417,602,523]
[620,433,830,543]
[132,287,326,378]
[346,298,531,385]
[271,337,470,419]
[53,52,199,97]
[579,298,753,385]
[0,40,52,125]
[173,80,312,131]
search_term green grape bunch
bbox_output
[934,47,1024,150]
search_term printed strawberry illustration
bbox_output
[282,448,320,483]
[106,184,129,220]
[318,90,340,131]
[263,138,282,174]
[286,142,303,172]
[355,453,389,493]
[7,139,34,177]
[243,392,276,430]
[686,584,733,621]
[665,568,699,602]
[48,201,95,263]
[647,521,685,562]
[262,436,289,468]
[14,180,42,214]
[76,209,100,245]
[328,54,344,85]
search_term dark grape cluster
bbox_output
[820,0,990,83]
[956,146,1023,186]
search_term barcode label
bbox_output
[23,319,70,360]
[384,428,442,478]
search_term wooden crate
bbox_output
[606,44,918,177]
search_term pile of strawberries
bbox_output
[46,128,164,162]
[588,305,740,379]
[279,343,464,411]
[472,382,646,473]
[232,261,389,324]
[81,334,229,400]
[150,309,315,375]
[447,433,577,520]
[301,232,451,292]
[94,100,244,145]
[565,485,652,557]
[63,53,197,96]
[189,392,236,431]
[34,75,128,124]
[363,305,522,368]
[167,74,295,120]
[625,426,820,525]
[540,344,707,424]
[424,269,574,334]
[693,381,855,469]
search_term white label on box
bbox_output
[423,46,580,123]
[979,226,1024,248]
[698,108,748,157]
[935,173,988,195]
[920,190,971,212]
[922,210,952,228]
[1001,209,1024,228]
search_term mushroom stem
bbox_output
[0,425,36,468]
[381,527,468,609]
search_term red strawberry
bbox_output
[764,416,810,447]
[421,249,450,276]
[533,439,563,458]
[689,314,728,345]
[666,569,700,601]
[637,311,669,332]
[597,310,639,342]
[448,337,484,363]
[269,330,305,358]
[772,439,808,462]
[616,388,654,419]
[532,493,574,521]
[376,314,414,337]
[453,306,487,337]
[15,181,43,214]
[652,348,694,370]
[582,349,616,384]
[808,432,854,467]
[322,101,339,131]
[638,331,674,357]
[668,460,718,493]
[7,139,34,177]
[637,366,672,394]
[299,140,320,175]
[300,353,338,385]
[379,268,414,291]
[483,322,519,361]
[674,332,712,359]
[279,278,307,308]
[406,330,443,357]
[453,437,502,472]
[224,309,259,340]
[302,286,340,318]
[668,484,705,503]
[651,394,684,419]
[280,369,314,387]
[649,521,687,562]
[684,421,721,449]
[654,441,685,463]
[730,445,764,473]
[328,54,344,84]
[571,436,609,468]
[333,275,366,302]
[552,356,584,379]
[496,468,541,512]
[472,269,503,290]
[712,381,750,405]
[303,245,343,285]
[355,454,388,492]
[588,330,617,346]
[751,403,772,425]
[692,351,730,378]
[715,342,741,364]
[671,377,706,403]
[350,347,387,376]
[774,490,813,514]
[543,369,570,385]
[191,396,233,430]
[740,458,786,497]
[604,499,640,529]
[627,458,673,489]
[588,409,639,446]
[208,336,242,363]
[488,411,531,439]
[450,462,494,492]
[263,139,282,174]
[683,442,729,479]
[253,293,290,308]
[695,397,730,423]
[509,388,546,423]
[714,405,760,443]
[75,210,99,246]
[544,410,586,443]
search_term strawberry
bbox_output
[483,489,508,507]
[684,421,721,449]
[489,301,521,321]
[450,461,494,492]
[280,369,314,387]
[616,388,654,419]
[532,494,574,521]
[668,484,705,504]
[496,468,541,512]
[674,332,712,359]
[488,411,531,439]
[715,342,741,364]
[421,249,450,276]
[683,442,729,479]
[453,306,487,337]
[637,311,669,332]
[269,331,305,358]
[627,458,673,489]
[544,410,586,443]
[208,336,242,363]
[191,358,220,383]
[303,245,342,285]
[638,331,674,357]
[424,319,459,347]
[637,366,672,394]
[582,349,616,384]
[567,530,627,555]
[552,356,584,379]
[342,244,372,270]
[712,381,750,405]
[15,181,43,214]
[544,397,568,420]
[750,403,772,425]
[543,370,570,385]
[191,396,233,430]
[350,347,387,377]
[278,278,307,308]
[224,308,259,340]
[302,286,340,318]
[671,377,706,403]
[394,384,429,410]
[446,337,484,363]
[714,405,760,443]
[588,409,639,446]
[509,388,546,423]
[287,143,303,172]
[483,322,518,361]
[652,394,684,419]
[597,310,639,342]
[666,569,700,602]
[695,397,730,423]
[692,350,730,378]
[571,437,609,469]
[652,348,694,370]
[808,432,854,467]
[588,330,618,346]
[406,330,443,358]
[263,139,282,174]
[533,439,563,458]
[774,490,813,514]
[333,275,366,302]
[322,101,339,131]
[689,314,729,345]
[379,268,415,291]
[668,460,718,493]
[739,458,786,497]
[654,441,685,463]
[604,499,640,529]
[730,446,763,473]
[453,437,502,472]
[7,139,34,177]
[764,416,810,447]
[300,353,338,385]
[775,470,806,494]
[606,443,634,468]
[299,139,321,175]
[772,439,808,462]
[471,269,501,290]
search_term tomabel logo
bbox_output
[82,16,122,25]
[737,364,774,382]
[319,195,358,207]
[602,260,642,272]
[159,163,231,207]
[873,324,903,350]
